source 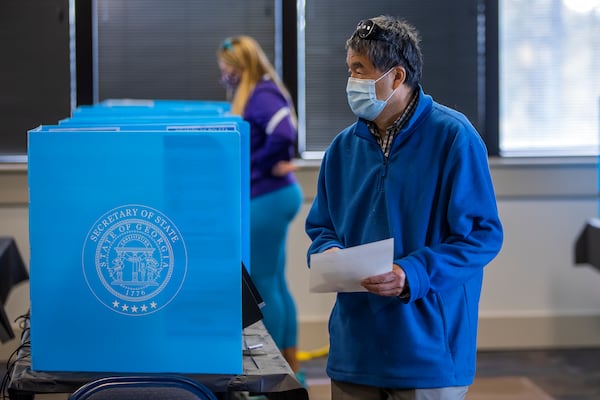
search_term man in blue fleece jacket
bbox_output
[305,15,503,400]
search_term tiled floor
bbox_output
[2,348,599,399]
[300,347,600,400]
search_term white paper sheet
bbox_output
[309,238,394,293]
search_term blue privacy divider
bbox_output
[35,117,251,273]
[28,129,242,374]
[72,99,231,117]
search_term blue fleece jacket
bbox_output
[305,87,503,389]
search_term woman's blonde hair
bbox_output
[217,35,296,123]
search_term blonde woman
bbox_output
[217,36,303,377]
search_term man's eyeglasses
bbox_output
[355,19,390,43]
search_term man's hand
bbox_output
[361,264,407,297]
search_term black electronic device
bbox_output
[242,262,265,329]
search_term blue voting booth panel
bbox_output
[71,99,231,118]
[43,118,251,273]
[28,129,242,374]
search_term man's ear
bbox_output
[393,66,407,88]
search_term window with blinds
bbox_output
[94,0,278,102]
[0,0,70,159]
[299,0,484,157]
[499,0,600,156]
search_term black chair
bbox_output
[68,375,218,400]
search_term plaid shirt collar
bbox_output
[367,89,419,158]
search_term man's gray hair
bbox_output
[346,15,423,89]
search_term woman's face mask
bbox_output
[346,68,396,121]
[219,72,240,92]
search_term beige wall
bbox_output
[2,158,600,358]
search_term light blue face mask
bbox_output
[346,68,396,121]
